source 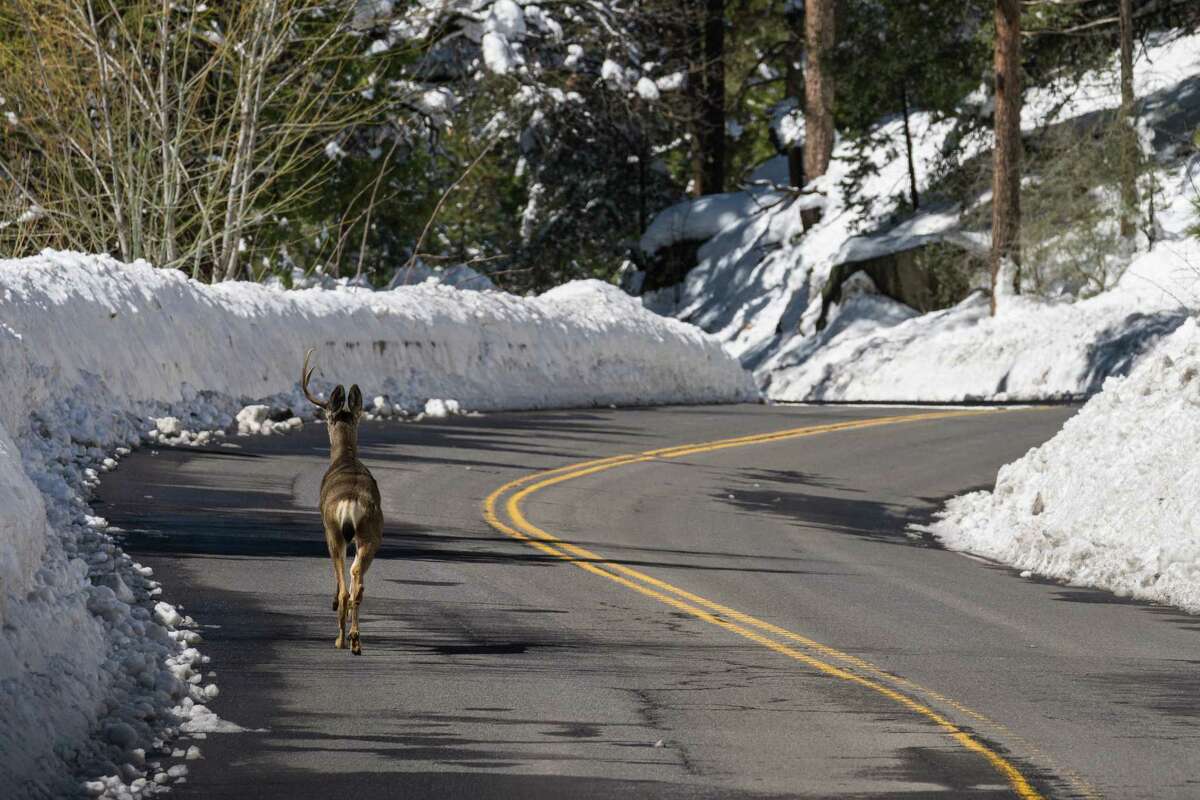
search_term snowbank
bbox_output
[642,29,1200,402]
[925,318,1200,611]
[0,251,755,798]
[762,236,1200,402]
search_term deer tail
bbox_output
[334,498,367,543]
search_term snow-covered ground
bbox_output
[761,231,1200,402]
[0,251,755,798]
[924,318,1200,611]
[640,30,1200,402]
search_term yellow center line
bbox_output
[481,409,1088,800]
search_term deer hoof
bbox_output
[335,635,346,649]
[349,634,361,655]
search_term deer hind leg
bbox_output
[347,537,378,656]
[327,534,349,649]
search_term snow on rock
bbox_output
[925,318,1200,611]
[640,190,790,258]
[0,250,753,797]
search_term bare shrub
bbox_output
[0,0,377,280]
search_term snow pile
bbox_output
[641,29,1200,401]
[926,318,1200,611]
[0,250,754,797]
[233,406,303,437]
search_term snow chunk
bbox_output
[178,703,248,734]
[423,398,462,418]
[235,405,271,435]
[154,602,183,627]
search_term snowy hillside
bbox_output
[0,251,755,798]
[640,30,1200,402]
[924,318,1200,611]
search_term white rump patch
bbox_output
[334,499,366,534]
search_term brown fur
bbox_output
[304,353,383,655]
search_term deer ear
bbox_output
[347,384,363,414]
[329,384,346,410]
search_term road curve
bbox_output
[96,404,1200,799]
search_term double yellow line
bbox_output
[482,409,1058,800]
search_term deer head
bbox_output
[302,348,364,457]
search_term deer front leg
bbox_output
[327,536,349,649]
[347,538,378,656]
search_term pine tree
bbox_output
[991,0,1022,314]
[693,0,727,195]
[801,0,834,229]
[1118,0,1138,240]
[834,0,989,222]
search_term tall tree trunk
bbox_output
[1118,0,1138,240]
[990,0,1022,315]
[801,0,834,229]
[692,0,725,196]
[785,8,804,189]
[901,83,919,210]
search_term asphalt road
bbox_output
[96,404,1200,799]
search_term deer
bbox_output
[301,349,383,655]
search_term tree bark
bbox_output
[901,83,919,210]
[801,0,834,229]
[990,0,1022,315]
[1118,0,1138,240]
[691,0,725,196]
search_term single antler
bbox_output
[302,348,327,409]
